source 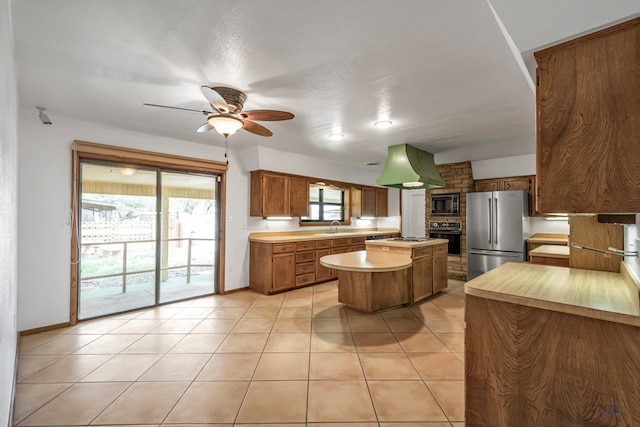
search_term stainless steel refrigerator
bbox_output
[466,190,530,280]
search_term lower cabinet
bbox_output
[250,234,400,294]
[432,244,448,294]
[411,248,434,302]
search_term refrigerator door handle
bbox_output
[488,197,492,245]
[494,197,499,245]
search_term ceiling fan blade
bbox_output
[143,103,210,115]
[242,120,273,137]
[240,110,295,121]
[196,122,213,133]
[201,86,229,113]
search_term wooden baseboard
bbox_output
[20,322,70,336]
[222,286,249,295]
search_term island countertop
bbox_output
[320,250,412,272]
[464,262,640,327]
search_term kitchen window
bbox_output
[301,185,345,222]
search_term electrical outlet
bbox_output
[265,221,270,229]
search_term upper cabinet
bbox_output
[250,170,309,217]
[250,170,388,218]
[353,186,388,218]
[535,17,640,213]
[474,176,531,193]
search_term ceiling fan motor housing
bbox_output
[212,87,246,114]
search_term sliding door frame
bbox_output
[70,140,228,325]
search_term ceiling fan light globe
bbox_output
[208,115,243,136]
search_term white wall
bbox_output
[471,153,536,179]
[0,0,19,422]
[624,216,640,286]
[17,114,399,331]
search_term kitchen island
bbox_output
[464,262,640,426]
[321,238,448,313]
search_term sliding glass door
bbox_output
[77,162,219,320]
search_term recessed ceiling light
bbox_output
[328,133,344,141]
[374,120,393,129]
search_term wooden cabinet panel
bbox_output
[250,170,290,217]
[350,244,366,252]
[295,272,315,286]
[466,294,640,426]
[411,255,433,303]
[502,177,530,192]
[349,186,362,218]
[315,248,332,282]
[332,238,351,248]
[272,253,296,292]
[474,179,499,192]
[361,187,376,217]
[432,251,448,293]
[296,262,315,275]
[289,175,309,217]
[315,240,331,249]
[273,243,296,254]
[295,251,315,264]
[296,241,315,251]
[535,18,640,213]
[375,188,388,217]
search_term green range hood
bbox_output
[376,143,446,189]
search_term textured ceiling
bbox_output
[11,0,640,170]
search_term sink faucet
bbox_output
[329,220,341,233]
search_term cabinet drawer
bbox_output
[296,272,315,286]
[350,236,365,245]
[296,262,315,275]
[433,244,448,255]
[332,247,350,255]
[297,241,315,251]
[350,244,366,252]
[273,243,296,254]
[412,246,433,258]
[332,238,351,247]
[316,239,331,249]
[296,251,315,263]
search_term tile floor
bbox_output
[14,279,466,426]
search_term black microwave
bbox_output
[431,193,460,216]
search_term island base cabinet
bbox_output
[465,295,640,427]
[337,269,409,313]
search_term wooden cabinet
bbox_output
[353,186,388,218]
[466,293,640,426]
[349,236,366,252]
[315,245,332,283]
[411,247,434,303]
[289,175,309,218]
[432,244,448,293]
[250,242,297,294]
[534,18,640,213]
[474,176,531,193]
[250,170,309,217]
[295,241,315,286]
[250,171,289,217]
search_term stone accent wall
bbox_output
[425,161,474,280]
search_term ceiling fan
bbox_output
[144,86,294,138]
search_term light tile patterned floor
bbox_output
[14,280,466,427]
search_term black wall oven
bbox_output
[429,221,462,256]
[431,193,460,217]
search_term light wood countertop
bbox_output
[249,229,399,243]
[527,233,569,245]
[365,238,449,249]
[464,262,640,326]
[529,244,570,259]
[320,250,412,272]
